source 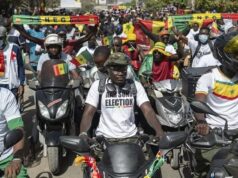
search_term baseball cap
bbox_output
[104,52,129,67]
[0,26,7,37]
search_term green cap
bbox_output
[104,52,129,67]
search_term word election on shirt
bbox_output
[105,92,134,108]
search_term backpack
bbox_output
[97,78,137,112]
[191,40,214,65]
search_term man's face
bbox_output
[48,45,61,57]
[108,65,127,86]
[88,36,96,49]
[153,50,163,62]
[161,35,169,44]
[193,23,199,32]
[113,39,122,52]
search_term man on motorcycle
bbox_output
[0,87,27,177]
[37,34,79,80]
[194,31,238,177]
[80,52,164,140]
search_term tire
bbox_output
[171,149,180,170]
[48,147,61,175]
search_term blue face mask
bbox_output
[198,34,209,44]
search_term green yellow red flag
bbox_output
[53,63,69,76]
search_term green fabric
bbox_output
[138,54,153,77]
[7,117,24,130]
[0,155,28,178]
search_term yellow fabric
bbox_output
[213,80,238,100]
[224,35,238,55]
[172,65,180,79]
[149,42,171,56]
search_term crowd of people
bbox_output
[0,4,238,177]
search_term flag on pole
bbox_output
[71,49,93,67]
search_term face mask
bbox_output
[198,34,209,44]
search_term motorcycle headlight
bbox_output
[166,112,182,125]
[56,100,68,119]
[38,101,50,119]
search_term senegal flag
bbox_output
[53,63,69,76]
[71,49,93,67]
[139,19,165,35]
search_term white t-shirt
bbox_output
[188,39,216,67]
[194,53,221,67]
[37,52,76,72]
[85,79,149,138]
[165,44,177,55]
[0,88,23,161]
[196,68,238,130]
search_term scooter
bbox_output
[142,72,193,169]
[28,59,80,175]
[0,129,24,177]
[60,132,187,178]
[189,101,238,178]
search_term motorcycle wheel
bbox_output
[48,146,61,175]
[171,149,180,170]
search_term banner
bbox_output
[13,15,99,25]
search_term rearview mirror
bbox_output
[159,132,187,150]
[60,136,90,153]
[190,101,219,116]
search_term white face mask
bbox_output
[198,34,209,44]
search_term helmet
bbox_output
[214,31,238,73]
[44,34,63,49]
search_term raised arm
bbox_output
[13,25,44,46]
[138,22,160,42]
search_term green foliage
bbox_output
[195,0,238,12]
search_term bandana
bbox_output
[0,50,5,77]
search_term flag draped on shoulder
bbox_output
[71,49,93,67]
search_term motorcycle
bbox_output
[28,59,80,175]
[189,101,238,178]
[60,131,187,178]
[0,129,24,177]
[142,72,193,169]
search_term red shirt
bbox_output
[152,59,173,82]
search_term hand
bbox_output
[18,85,24,97]
[4,159,22,178]
[195,121,210,136]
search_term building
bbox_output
[96,0,132,5]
